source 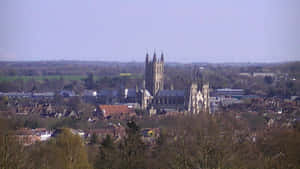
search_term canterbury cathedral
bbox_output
[138,52,210,114]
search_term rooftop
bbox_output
[99,105,135,117]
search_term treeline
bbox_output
[2,61,300,97]
[0,61,144,76]
[0,74,142,92]
[1,114,300,169]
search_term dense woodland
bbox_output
[1,114,300,169]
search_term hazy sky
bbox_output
[0,0,299,63]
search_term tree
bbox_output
[53,94,64,106]
[27,129,91,169]
[0,119,26,169]
[90,133,98,145]
[85,73,95,90]
[0,96,9,111]
[68,96,82,112]
[27,142,58,169]
[95,135,120,169]
[119,121,146,169]
[264,76,273,85]
[53,128,91,169]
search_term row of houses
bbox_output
[210,88,259,112]
[239,72,275,77]
[15,125,160,146]
[2,87,257,116]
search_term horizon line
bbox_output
[0,59,300,64]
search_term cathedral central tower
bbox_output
[145,52,164,96]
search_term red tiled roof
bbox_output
[99,105,135,117]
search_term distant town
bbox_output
[1,56,300,168]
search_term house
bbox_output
[86,123,126,142]
[239,73,252,77]
[34,128,52,141]
[253,72,275,77]
[98,105,136,119]
[213,88,245,97]
[32,92,55,98]
[15,128,52,146]
[60,90,76,97]
[83,90,97,97]
[52,128,85,138]
[70,129,85,138]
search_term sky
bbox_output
[0,0,299,63]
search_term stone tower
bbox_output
[184,82,210,114]
[185,83,200,114]
[139,80,152,110]
[202,83,210,113]
[141,80,148,110]
[192,66,204,86]
[145,52,164,96]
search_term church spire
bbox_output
[142,80,146,89]
[146,52,149,63]
[161,52,164,62]
[153,51,157,62]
